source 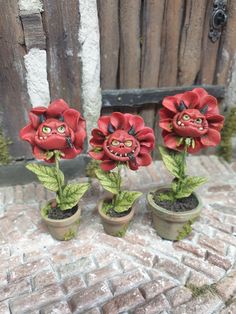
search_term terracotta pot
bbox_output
[41,204,81,241]
[98,198,135,237]
[146,187,202,241]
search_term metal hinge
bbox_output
[209,0,228,43]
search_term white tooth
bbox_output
[44,137,47,139]
[115,152,118,155]
[39,137,43,140]
[132,150,135,153]
[181,123,184,126]
[199,127,203,131]
[125,153,127,157]
[177,121,181,125]
[110,150,113,153]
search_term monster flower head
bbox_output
[20,99,86,162]
[89,112,155,171]
[159,88,224,153]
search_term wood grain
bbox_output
[0,2,31,158]
[178,0,207,85]
[98,0,119,89]
[42,0,81,109]
[119,0,141,89]
[159,0,184,87]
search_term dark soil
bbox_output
[106,205,132,218]
[48,204,78,220]
[152,189,199,212]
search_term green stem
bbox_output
[55,151,63,202]
[176,148,187,195]
[113,164,122,207]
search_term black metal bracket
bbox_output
[209,0,228,43]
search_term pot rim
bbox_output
[41,202,81,226]
[147,185,202,222]
[98,197,135,225]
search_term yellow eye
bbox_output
[111,139,120,146]
[195,118,202,124]
[42,126,51,133]
[124,140,133,147]
[183,114,190,121]
[57,126,65,133]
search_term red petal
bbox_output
[181,91,199,108]
[162,96,178,113]
[200,128,221,147]
[110,112,126,129]
[33,146,46,160]
[159,108,175,120]
[128,159,139,170]
[29,113,40,129]
[89,150,105,160]
[100,160,117,171]
[127,114,145,132]
[90,129,105,147]
[136,153,152,166]
[64,109,83,131]
[98,116,111,135]
[74,131,86,150]
[200,95,219,115]
[159,118,173,132]
[47,99,69,116]
[19,124,36,145]
[31,106,47,115]
[207,114,224,130]
[61,147,81,159]
[163,132,179,150]
[192,88,208,98]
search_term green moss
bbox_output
[218,107,236,162]
[63,229,76,241]
[176,220,193,241]
[114,224,129,237]
[0,128,12,165]
[86,159,101,179]
[186,283,217,298]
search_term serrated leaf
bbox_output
[175,176,207,199]
[26,163,64,192]
[114,191,142,213]
[159,146,185,178]
[57,183,89,210]
[95,169,119,194]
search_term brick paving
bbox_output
[0,155,236,313]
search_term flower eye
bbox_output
[111,139,120,146]
[57,126,65,133]
[42,126,51,133]
[183,114,190,121]
[195,118,203,124]
[124,140,133,147]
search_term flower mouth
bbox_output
[103,141,140,161]
[173,112,208,137]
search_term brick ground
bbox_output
[0,156,236,313]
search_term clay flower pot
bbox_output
[41,203,81,241]
[147,187,202,241]
[98,198,135,237]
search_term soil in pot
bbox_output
[48,203,78,220]
[103,199,132,218]
[152,189,199,212]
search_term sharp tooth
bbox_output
[181,123,184,126]
[44,137,47,139]
[177,121,181,125]
[132,150,135,153]
[125,153,127,157]
[110,150,113,153]
[39,137,43,140]
[199,127,203,131]
[115,152,118,155]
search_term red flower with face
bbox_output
[20,99,86,162]
[89,112,155,171]
[159,88,224,153]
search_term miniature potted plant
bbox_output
[89,112,155,237]
[19,99,89,240]
[147,88,224,240]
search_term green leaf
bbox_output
[95,169,119,194]
[175,176,207,199]
[57,183,89,210]
[159,146,185,178]
[26,163,64,192]
[114,191,142,213]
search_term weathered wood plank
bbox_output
[178,0,207,85]
[0,1,31,158]
[42,0,81,109]
[216,0,236,85]
[102,85,225,108]
[159,0,184,87]
[139,0,165,128]
[98,0,119,89]
[20,13,46,50]
[119,0,141,88]
[200,0,220,84]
